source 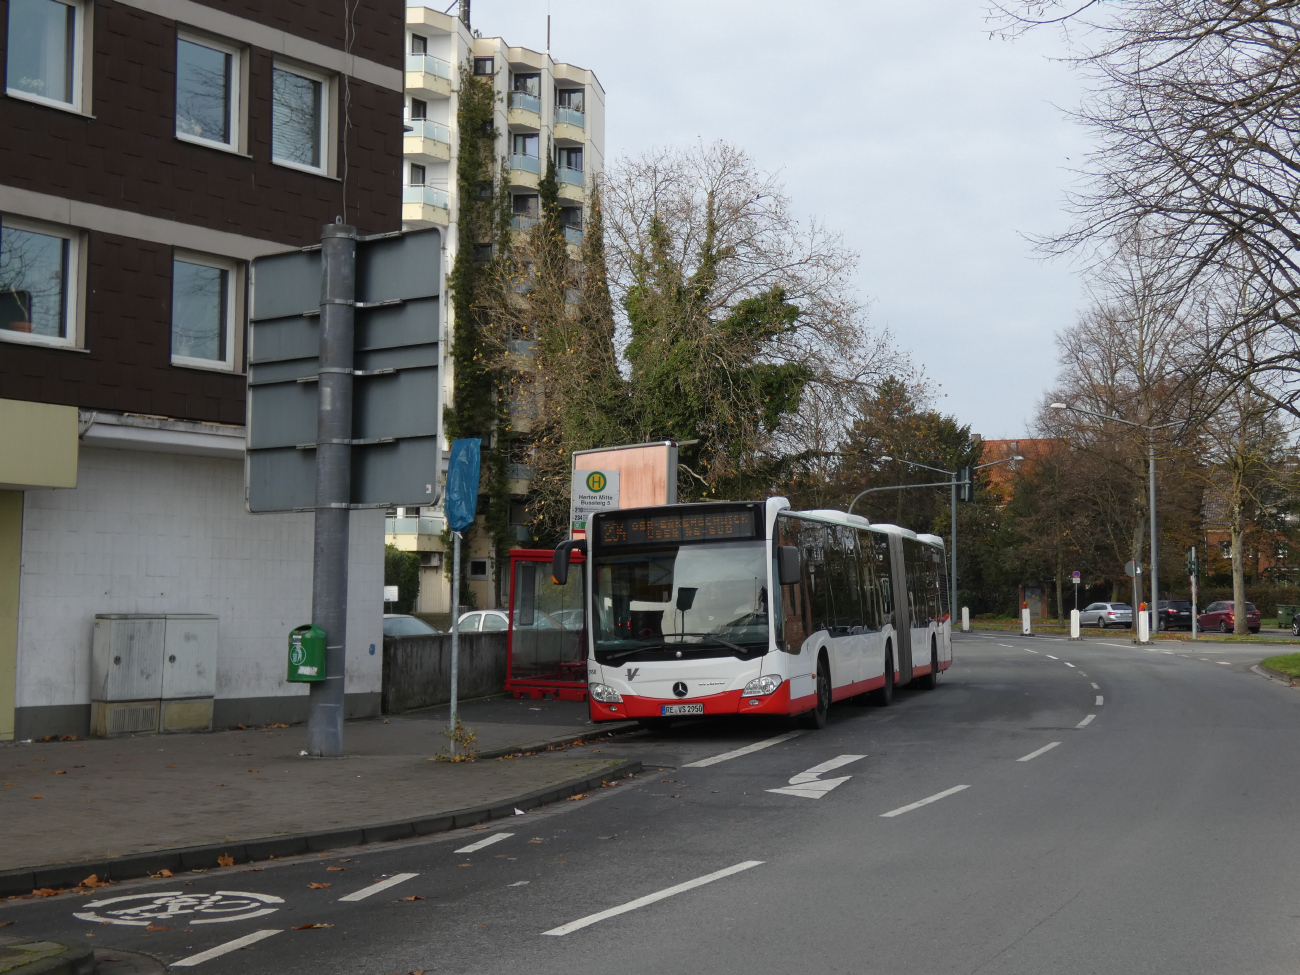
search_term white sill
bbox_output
[171,354,239,374]
[5,87,89,117]
[0,328,78,350]
[175,131,250,158]
[272,157,338,180]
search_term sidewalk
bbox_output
[0,697,639,891]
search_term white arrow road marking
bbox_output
[881,785,970,818]
[767,754,865,798]
[1017,742,1061,762]
[683,730,805,768]
[541,861,763,936]
[171,929,282,967]
[1077,714,1096,728]
[455,832,514,854]
[338,873,419,902]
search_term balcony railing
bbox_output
[511,214,539,231]
[509,90,541,114]
[403,185,449,209]
[405,54,452,80]
[385,516,443,536]
[509,153,540,175]
[507,463,535,481]
[564,226,583,245]
[404,118,450,144]
[557,166,584,187]
[555,106,585,128]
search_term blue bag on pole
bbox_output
[445,438,481,533]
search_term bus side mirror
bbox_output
[777,545,801,586]
[551,539,587,586]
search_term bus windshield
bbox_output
[592,540,770,661]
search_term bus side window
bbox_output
[801,522,833,636]
[874,533,894,626]
[828,526,864,635]
[857,529,880,631]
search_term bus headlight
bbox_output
[588,683,623,703]
[742,675,783,697]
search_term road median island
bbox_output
[1258,652,1300,684]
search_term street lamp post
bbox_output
[1050,403,1180,635]
[849,454,1022,619]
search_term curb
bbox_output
[0,938,94,975]
[1253,663,1298,685]
[474,720,640,760]
[0,760,642,899]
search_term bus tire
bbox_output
[799,656,830,730]
[919,640,939,690]
[872,648,894,707]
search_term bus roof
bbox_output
[785,509,944,551]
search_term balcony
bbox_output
[555,106,585,129]
[404,118,451,162]
[386,516,443,536]
[511,213,539,231]
[564,226,583,246]
[557,166,583,187]
[509,154,540,175]
[402,185,450,226]
[405,55,453,98]
[508,90,541,114]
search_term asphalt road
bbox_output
[7,633,1300,974]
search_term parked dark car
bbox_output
[1156,600,1194,630]
[1196,600,1260,634]
[382,614,442,637]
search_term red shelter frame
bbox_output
[505,547,588,701]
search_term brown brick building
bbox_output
[0,0,403,738]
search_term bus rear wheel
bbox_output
[872,650,894,707]
[799,657,830,730]
[919,642,939,690]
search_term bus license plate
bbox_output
[661,703,704,716]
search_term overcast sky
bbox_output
[473,0,1093,439]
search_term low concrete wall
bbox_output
[382,631,508,714]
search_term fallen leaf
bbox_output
[146,925,170,932]
[399,894,425,901]
[30,795,43,799]
[528,838,544,844]
[165,765,177,769]
[190,869,206,874]
[598,836,615,840]
[263,723,289,729]
[292,923,334,930]
[55,770,67,775]
[154,869,173,879]
[0,921,13,927]
[217,854,234,868]
[236,723,246,729]
[80,874,110,888]
[457,864,472,868]
[308,882,331,889]
[325,867,346,872]
[241,868,265,873]
[566,793,589,801]
[29,889,60,898]
[470,826,488,831]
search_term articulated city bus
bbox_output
[551,496,951,728]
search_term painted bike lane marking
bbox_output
[171,929,282,967]
[338,872,420,902]
[73,891,282,927]
[880,785,970,818]
[682,730,805,769]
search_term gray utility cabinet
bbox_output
[91,615,217,736]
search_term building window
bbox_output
[272,63,329,173]
[175,34,240,150]
[511,133,538,158]
[473,57,493,76]
[472,243,493,263]
[512,72,540,96]
[512,194,538,216]
[409,97,427,120]
[410,33,427,55]
[468,559,489,580]
[557,146,583,172]
[0,217,79,348]
[5,0,84,111]
[556,87,584,111]
[171,252,238,370]
[408,162,426,186]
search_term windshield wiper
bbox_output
[597,634,752,661]
[662,632,750,655]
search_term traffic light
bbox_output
[1185,546,1198,578]
[956,466,974,502]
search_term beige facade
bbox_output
[394,7,606,610]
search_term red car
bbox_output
[1197,600,1261,634]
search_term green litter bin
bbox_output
[1278,604,1299,629]
[287,624,326,682]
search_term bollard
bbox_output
[1137,609,1150,644]
[961,606,970,632]
[1021,604,1033,636]
[1070,609,1081,640]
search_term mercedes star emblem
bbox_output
[672,681,688,698]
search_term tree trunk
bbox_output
[1055,544,1064,624]
[1231,503,1248,637]
[1131,508,1146,612]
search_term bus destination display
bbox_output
[597,509,757,546]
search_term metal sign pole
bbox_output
[449,530,462,753]
[307,223,356,758]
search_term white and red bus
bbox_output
[550,496,951,728]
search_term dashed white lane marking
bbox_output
[171,929,282,967]
[1218,662,1231,665]
[455,832,514,854]
[682,730,805,768]
[1100,643,1129,648]
[1077,714,1096,728]
[541,861,764,935]
[1025,649,1039,654]
[1095,695,1104,705]
[1046,654,1059,659]
[338,872,420,902]
[1017,742,1061,762]
[880,785,971,818]
[1090,682,1099,689]
[999,644,1014,648]
[767,754,865,798]
[509,881,530,887]
[1064,662,1076,668]
[1161,651,1175,655]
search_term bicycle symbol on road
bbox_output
[73,890,284,926]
